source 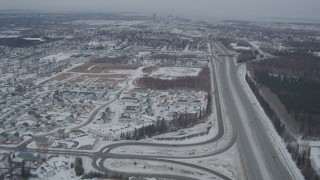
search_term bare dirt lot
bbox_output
[42,62,135,85]
[70,63,140,73]
[51,73,128,84]
[142,66,158,74]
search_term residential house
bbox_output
[124,106,141,114]
[8,132,21,142]
[119,113,136,123]
[0,132,8,142]
[141,97,152,107]
[17,152,40,162]
[143,107,153,116]
[176,99,189,106]
[191,100,202,106]
[52,129,68,139]
[18,122,30,131]
[5,122,16,131]
[30,124,42,133]
[65,115,76,123]
[34,136,53,147]
[25,115,38,122]
[45,122,56,130]
[121,97,139,103]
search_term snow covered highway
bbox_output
[211,42,297,180]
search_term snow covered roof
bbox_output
[125,106,140,111]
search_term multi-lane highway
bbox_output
[211,42,294,180]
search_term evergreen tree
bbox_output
[75,157,84,176]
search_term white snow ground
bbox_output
[181,143,245,180]
[104,158,224,180]
[23,37,46,41]
[151,67,201,79]
[30,155,95,180]
[41,53,73,62]
[230,43,251,50]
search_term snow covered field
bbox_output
[23,37,46,41]
[182,143,245,180]
[230,43,251,50]
[30,155,94,180]
[41,53,74,62]
[73,135,96,149]
[87,41,116,48]
[152,120,214,140]
[85,122,152,141]
[104,158,222,180]
[151,67,201,79]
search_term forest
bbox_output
[237,50,259,63]
[246,73,319,180]
[285,40,320,53]
[248,52,320,82]
[0,37,59,47]
[247,53,320,138]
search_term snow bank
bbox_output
[104,158,221,180]
[88,41,116,48]
[41,53,73,62]
[23,37,46,41]
[171,28,183,34]
[230,43,251,50]
[151,67,201,79]
[74,135,96,148]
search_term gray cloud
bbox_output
[1,0,319,21]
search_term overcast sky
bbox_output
[1,0,320,21]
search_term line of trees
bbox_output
[82,171,104,179]
[90,56,130,64]
[285,40,320,53]
[21,160,30,179]
[237,51,259,63]
[120,116,171,141]
[81,171,124,179]
[0,37,59,48]
[120,119,167,141]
